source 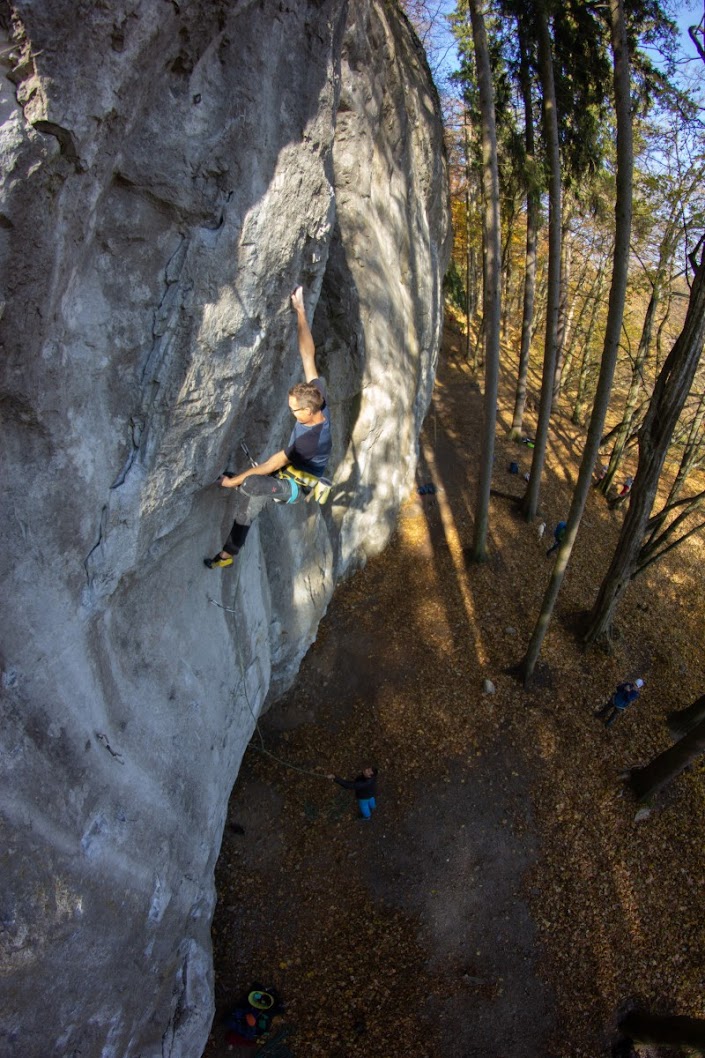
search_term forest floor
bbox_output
[205,314,705,1058]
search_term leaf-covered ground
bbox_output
[205,319,705,1058]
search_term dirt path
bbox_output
[206,322,705,1058]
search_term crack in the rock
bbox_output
[83,504,107,585]
[95,732,124,764]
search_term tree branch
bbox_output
[635,518,705,577]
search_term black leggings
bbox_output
[223,475,296,555]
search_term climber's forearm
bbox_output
[220,450,289,487]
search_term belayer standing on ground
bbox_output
[205,285,332,569]
[594,678,644,727]
[546,520,567,558]
[592,464,608,487]
[327,766,378,820]
[608,475,634,509]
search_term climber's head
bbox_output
[288,381,324,422]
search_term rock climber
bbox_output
[205,285,332,569]
[327,766,378,820]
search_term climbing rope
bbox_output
[246,741,326,778]
[207,589,327,780]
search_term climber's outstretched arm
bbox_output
[220,450,289,488]
[291,285,317,382]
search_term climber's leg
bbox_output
[204,477,295,568]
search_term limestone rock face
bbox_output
[0,2,449,1055]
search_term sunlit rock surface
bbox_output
[0,1,449,1055]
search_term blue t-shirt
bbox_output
[284,378,332,477]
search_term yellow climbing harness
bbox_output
[276,465,333,505]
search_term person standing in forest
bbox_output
[593,464,608,487]
[594,678,644,727]
[546,520,567,557]
[327,766,378,820]
[608,475,634,509]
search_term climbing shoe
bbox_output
[204,553,234,569]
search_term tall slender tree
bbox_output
[521,0,562,522]
[663,388,705,505]
[518,0,634,682]
[583,237,705,643]
[561,232,609,391]
[600,242,671,493]
[465,0,502,561]
[552,203,575,398]
[571,246,611,423]
[509,14,541,440]
[601,151,705,494]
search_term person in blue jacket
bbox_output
[594,678,644,727]
[546,520,567,557]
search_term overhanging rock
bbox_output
[0,1,450,1055]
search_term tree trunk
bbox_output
[600,396,648,448]
[464,110,475,363]
[521,0,561,521]
[584,239,705,643]
[654,283,674,372]
[667,693,705,738]
[620,1011,705,1047]
[552,210,574,399]
[601,234,675,495]
[467,0,501,562]
[629,715,705,801]
[571,347,594,426]
[510,17,539,441]
[533,260,548,332]
[465,186,472,360]
[500,195,517,341]
[558,243,592,389]
[664,388,705,505]
[519,0,633,682]
[600,289,657,494]
[572,262,607,425]
[640,482,705,567]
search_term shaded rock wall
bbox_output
[0,1,450,1055]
